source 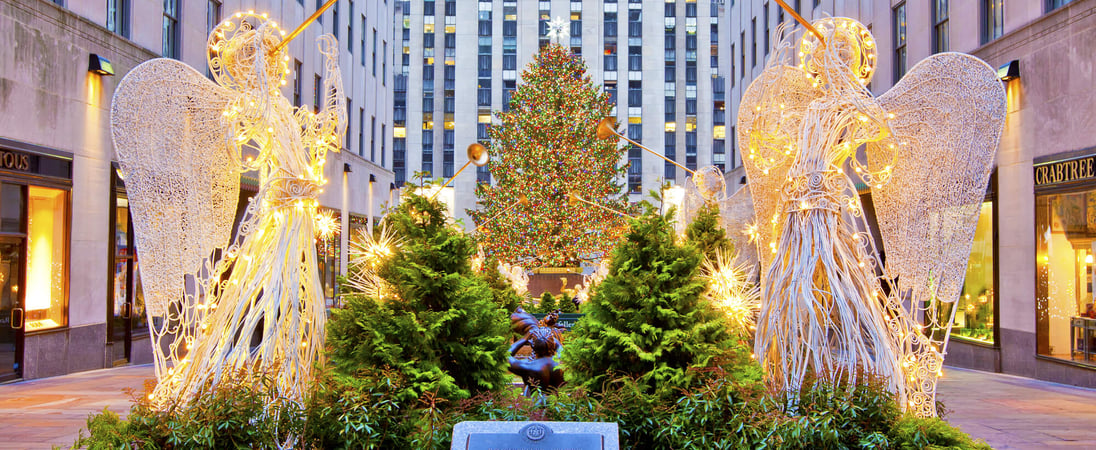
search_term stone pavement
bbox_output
[1,364,1095,449]
[937,367,1096,449]
[0,364,153,449]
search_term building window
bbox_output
[162,0,180,58]
[1047,0,1075,12]
[893,2,907,83]
[345,98,352,150]
[361,16,367,66]
[26,185,69,331]
[763,3,769,56]
[373,29,378,76]
[938,200,995,345]
[333,1,339,40]
[982,0,1004,43]
[1032,186,1096,361]
[370,116,376,161]
[629,46,642,71]
[383,41,387,84]
[359,108,365,156]
[314,75,322,112]
[933,0,949,53]
[293,60,302,107]
[381,124,386,166]
[751,18,757,67]
[316,0,324,24]
[107,0,130,38]
[206,1,221,35]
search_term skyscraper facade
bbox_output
[393,0,734,225]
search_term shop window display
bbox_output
[1037,189,1096,363]
[25,186,67,331]
[937,201,995,344]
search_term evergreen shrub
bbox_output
[560,207,737,396]
[326,193,510,403]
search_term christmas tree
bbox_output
[472,44,629,268]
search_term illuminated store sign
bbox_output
[1035,156,1096,187]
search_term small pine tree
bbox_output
[561,207,733,396]
[327,193,510,403]
[537,291,558,314]
[481,257,523,313]
[685,203,734,262]
[558,293,577,313]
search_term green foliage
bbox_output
[480,258,523,313]
[77,364,987,450]
[685,203,734,262]
[327,193,510,403]
[558,292,578,313]
[889,415,992,450]
[536,291,558,314]
[561,208,735,396]
[73,371,304,449]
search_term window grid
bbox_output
[933,0,949,53]
[893,2,907,83]
[162,0,179,58]
[982,0,1004,43]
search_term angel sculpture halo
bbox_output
[693,165,728,202]
[208,12,290,94]
[798,17,876,87]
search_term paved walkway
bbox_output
[0,365,152,449]
[937,367,1096,449]
[1,364,1095,449]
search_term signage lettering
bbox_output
[1035,156,1096,187]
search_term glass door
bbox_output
[110,195,135,364]
[0,237,23,382]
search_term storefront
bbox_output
[0,141,72,382]
[1034,154,1096,366]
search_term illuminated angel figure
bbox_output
[110,12,345,406]
[737,18,1005,417]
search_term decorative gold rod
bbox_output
[596,118,695,176]
[475,195,529,231]
[569,193,632,218]
[773,0,824,43]
[432,143,490,200]
[273,0,338,53]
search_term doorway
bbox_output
[0,236,24,382]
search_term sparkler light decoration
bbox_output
[345,224,402,301]
[737,18,1005,417]
[110,11,345,408]
[700,249,760,334]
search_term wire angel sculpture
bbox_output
[736,18,1005,417]
[110,12,345,407]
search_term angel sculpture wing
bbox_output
[867,53,1006,310]
[111,59,240,318]
[735,61,822,270]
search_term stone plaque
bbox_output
[451,421,619,450]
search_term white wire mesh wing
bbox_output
[736,63,823,269]
[111,58,240,316]
[867,53,1006,306]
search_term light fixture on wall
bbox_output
[343,163,352,173]
[89,54,114,76]
[997,60,1020,82]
